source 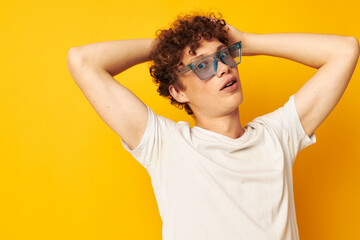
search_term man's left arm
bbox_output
[228,25,360,137]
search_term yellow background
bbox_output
[1,0,359,239]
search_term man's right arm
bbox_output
[67,39,156,150]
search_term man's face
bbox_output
[174,38,243,119]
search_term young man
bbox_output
[67,13,359,240]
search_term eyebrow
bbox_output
[186,44,227,65]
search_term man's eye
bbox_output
[196,62,207,70]
[219,52,227,59]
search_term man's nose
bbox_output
[216,60,231,77]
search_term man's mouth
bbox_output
[221,80,237,90]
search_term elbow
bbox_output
[352,37,360,58]
[67,47,83,66]
[67,47,85,71]
[343,36,360,58]
[67,47,86,82]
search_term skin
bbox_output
[169,38,246,139]
[67,22,359,150]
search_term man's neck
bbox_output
[194,109,245,139]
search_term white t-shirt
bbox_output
[121,95,316,240]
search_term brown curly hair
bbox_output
[149,12,230,116]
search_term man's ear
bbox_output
[169,84,189,103]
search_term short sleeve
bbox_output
[253,95,316,165]
[120,105,177,170]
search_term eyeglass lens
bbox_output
[193,44,241,80]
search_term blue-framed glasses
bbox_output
[177,41,242,80]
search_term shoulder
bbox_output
[251,96,293,126]
[246,95,297,142]
[144,106,193,143]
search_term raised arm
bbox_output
[67,39,156,150]
[227,25,360,137]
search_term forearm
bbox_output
[70,39,155,76]
[227,25,359,69]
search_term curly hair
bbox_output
[149,12,230,116]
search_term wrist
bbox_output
[226,24,245,43]
[240,32,259,57]
[226,24,255,56]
